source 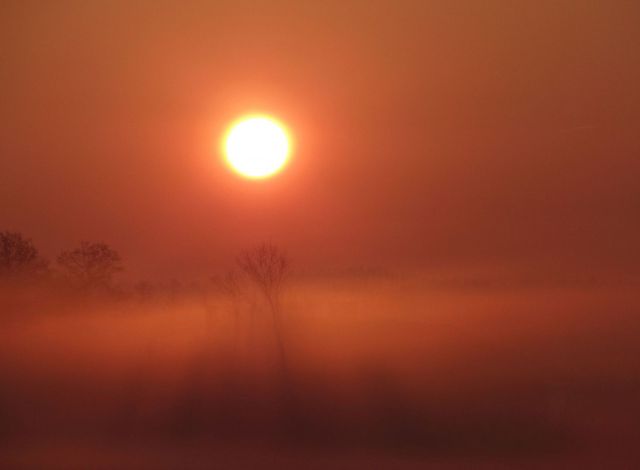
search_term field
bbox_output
[1,274,639,468]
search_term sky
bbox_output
[1,0,639,280]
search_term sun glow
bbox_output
[223,115,291,179]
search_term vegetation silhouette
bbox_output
[57,241,123,291]
[235,242,290,364]
[237,242,289,314]
[0,231,49,282]
[235,242,298,430]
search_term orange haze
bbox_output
[1,1,639,283]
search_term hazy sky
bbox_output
[1,1,639,279]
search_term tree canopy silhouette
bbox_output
[57,241,123,289]
[0,231,49,281]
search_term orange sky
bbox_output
[1,1,639,280]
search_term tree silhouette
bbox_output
[0,231,49,281]
[57,241,123,289]
[236,242,290,312]
[237,242,290,368]
[237,243,298,427]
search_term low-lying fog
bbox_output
[1,273,639,469]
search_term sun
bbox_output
[223,115,292,179]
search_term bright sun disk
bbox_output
[223,115,291,179]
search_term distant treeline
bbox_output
[0,231,295,303]
[0,230,122,291]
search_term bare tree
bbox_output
[57,241,123,290]
[0,231,49,281]
[237,243,299,425]
[236,243,290,365]
[236,242,290,312]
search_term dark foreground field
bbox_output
[1,275,639,469]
